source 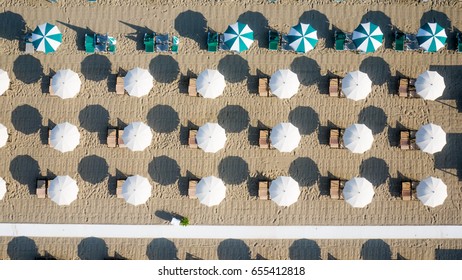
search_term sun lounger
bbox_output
[36,179,48,198]
[268,30,280,51]
[259,129,271,149]
[116,179,125,198]
[171,36,179,53]
[408,78,417,98]
[207,32,218,52]
[85,34,95,54]
[188,129,198,148]
[188,78,198,97]
[335,30,346,51]
[405,34,420,51]
[402,181,418,200]
[117,129,126,148]
[144,33,155,53]
[258,77,270,97]
[400,130,418,150]
[329,77,344,97]
[218,33,228,51]
[330,179,345,200]
[155,33,169,52]
[24,33,34,54]
[394,31,405,52]
[258,180,270,200]
[188,179,198,199]
[280,34,291,51]
[329,128,344,148]
[107,128,117,148]
[116,73,124,95]
[458,33,462,53]
[398,78,409,97]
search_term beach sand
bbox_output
[0,0,462,259]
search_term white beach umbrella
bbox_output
[270,122,301,152]
[343,124,374,154]
[124,67,153,98]
[269,176,300,207]
[122,122,153,152]
[50,122,80,153]
[415,70,445,100]
[122,175,152,206]
[196,176,226,207]
[48,175,79,206]
[269,69,300,99]
[197,69,226,99]
[0,123,8,148]
[0,177,6,200]
[343,177,374,208]
[51,69,81,99]
[417,176,447,207]
[0,69,10,96]
[341,71,372,101]
[416,123,446,154]
[196,123,227,153]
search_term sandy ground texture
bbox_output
[1,1,462,259]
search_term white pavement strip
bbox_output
[1,224,462,239]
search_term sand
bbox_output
[0,0,462,259]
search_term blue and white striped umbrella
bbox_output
[352,22,383,53]
[287,23,318,53]
[223,22,254,52]
[417,23,447,52]
[32,23,62,54]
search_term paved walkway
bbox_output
[1,224,462,239]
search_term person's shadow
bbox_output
[56,21,94,51]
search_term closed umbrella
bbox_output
[32,23,62,54]
[224,22,254,52]
[197,123,226,153]
[417,176,447,207]
[352,22,383,53]
[343,177,374,208]
[51,69,81,99]
[0,69,10,96]
[196,176,226,207]
[416,123,446,154]
[124,67,153,97]
[342,70,372,101]
[197,69,226,99]
[415,70,445,100]
[269,69,300,99]
[122,122,153,152]
[0,177,6,200]
[417,23,447,52]
[269,176,300,207]
[50,122,80,153]
[0,123,7,148]
[287,23,318,53]
[270,122,301,152]
[122,175,152,206]
[48,176,79,206]
[343,124,374,154]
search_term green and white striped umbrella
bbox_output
[352,22,383,53]
[223,22,254,52]
[32,23,62,54]
[417,23,447,52]
[287,23,318,53]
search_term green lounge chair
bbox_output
[85,34,95,54]
[268,30,279,51]
[394,31,405,52]
[335,30,346,51]
[144,33,154,53]
[207,32,218,52]
[171,36,179,53]
[458,33,462,53]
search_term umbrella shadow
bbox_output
[289,157,320,187]
[78,104,110,143]
[7,237,39,260]
[0,11,27,41]
[217,239,250,260]
[361,11,393,49]
[218,105,250,133]
[288,106,319,135]
[359,56,391,87]
[299,10,331,48]
[218,55,250,83]
[78,237,109,260]
[78,155,109,184]
[429,65,462,106]
[360,239,392,260]
[80,54,112,82]
[148,156,180,186]
[9,155,41,194]
[147,238,178,260]
[290,56,322,87]
[147,105,179,133]
[237,11,269,48]
[11,105,43,135]
[218,156,249,185]
[434,133,462,181]
[149,55,180,84]
[289,239,321,260]
[13,55,43,84]
[359,157,389,187]
[174,10,207,49]
[119,21,153,50]
[435,249,462,260]
[56,21,94,51]
[358,105,388,135]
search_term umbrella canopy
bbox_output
[269,176,300,207]
[196,176,226,207]
[343,124,374,154]
[417,176,447,207]
[416,123,446,154]
[343,177,374,208]
[415,70,445,100]
[0,123,7,148]
[0,69,10,96]
[0,177,6,200]
[32,23,62,54]
[48,175,79,206]
[122,175,152,206]
[352,22,383,53]
[122,122,153,152]
[270,122,301,153]
[341,71,372,101]
[50,122,80,153]
[223,22,254,52]
[417,23,447,52]
[197,69,226,99]
[51,69,81,99]
[124,67,153,97]
[197,123,227,153]
[269,69,300,99]
[287,23,318,53]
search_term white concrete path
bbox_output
[1,224,462,239]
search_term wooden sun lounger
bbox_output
[188,129,198,148]
[107,128,117,148]
[400,130,418,150]
[398,78,408,97]
[329,77,340,97]
[258,77,270,97]
[259,129,271,149]
[36,179,48,198]
[117,129,126,148]
[116,75,124,95]
[402,181,418,200]
[188,179,198,199]
[330,179,345,200]
[329,128,344,148]
[258,180,270,200]
[116,179,125,198]
[188,78,198,97]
